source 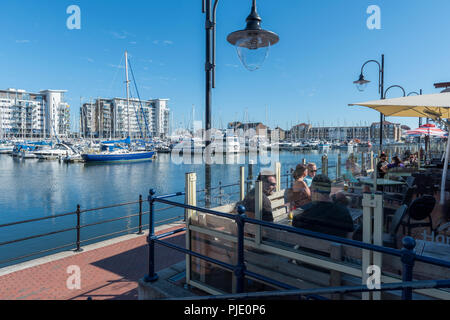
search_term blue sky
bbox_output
[1,0,449,132]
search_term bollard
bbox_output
[138,195,144,235]
[240,166,245,201]
[321,155,328,176]
[337,153,342,180]
[247,160,254,194]
[235,206,247,294]
[145,189,159,283]
[401,237,416,300]
[75,205,83,252]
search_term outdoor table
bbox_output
[358,178,406,193]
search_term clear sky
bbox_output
[1,0,449,132]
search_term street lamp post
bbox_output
[354,54,385,151]
[354,56,411,152]
[202,0,279,207]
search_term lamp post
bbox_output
[354,55,385,151]
[202,0,279,207]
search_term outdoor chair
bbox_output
[384,177,416,203]
[401,195,436,236]
[383,205,408,249]
[414,174,436,197]
[384,186,416,230]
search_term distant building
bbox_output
[370,121,402,142]
[270,127,286,141]
[287,123,312,140]
[228,122,268,137]
[0,88,70,138]
[81,98,170,139]
[286,121,402,142]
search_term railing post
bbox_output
[185,172,197,286]
[138,195,144,235]
[145,189,158,283]
[235,206,247,294]
[401,237,417,300]
[75,205,83,253]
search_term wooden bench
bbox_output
[186,195,450,300]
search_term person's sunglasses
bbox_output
[269,182,277,187]
[311,170,317,172]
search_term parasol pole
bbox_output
[440,121,450,205]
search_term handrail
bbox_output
[154,197,450,268]
[169,279,450,301]
[0,192,186,267]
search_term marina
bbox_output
[1,0,450,304]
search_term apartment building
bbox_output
[0,88,70,138]
[80,97,170,139]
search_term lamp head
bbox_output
[353,74,371,92]
[227,0,279,71]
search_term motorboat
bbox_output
[34,143,77,160]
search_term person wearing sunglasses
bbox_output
[304,163,317,188]
[238,170,276,222]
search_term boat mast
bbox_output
[125,51,131,139]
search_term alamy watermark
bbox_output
[367,5,381,30]
[67,5,81,30]
[366,265,381,290]
[66,265,81,290]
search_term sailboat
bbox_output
[81,51,155,163]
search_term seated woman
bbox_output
[386,156,405,170]
[287,164,311,211]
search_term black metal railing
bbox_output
[0,193,186,267]
[144,191,450,300]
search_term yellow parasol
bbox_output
[349,92,450,204]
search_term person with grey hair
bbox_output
[293,175,354,238]
[238,170,276,222]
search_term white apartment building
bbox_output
[81,97,170,139]
[0,88,70,138]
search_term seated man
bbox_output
[304,163,317,188]
[239,170,276,222]
[293,175,354,238]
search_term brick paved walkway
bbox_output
[0,225,186,300]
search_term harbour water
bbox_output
[0,145,416,267]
